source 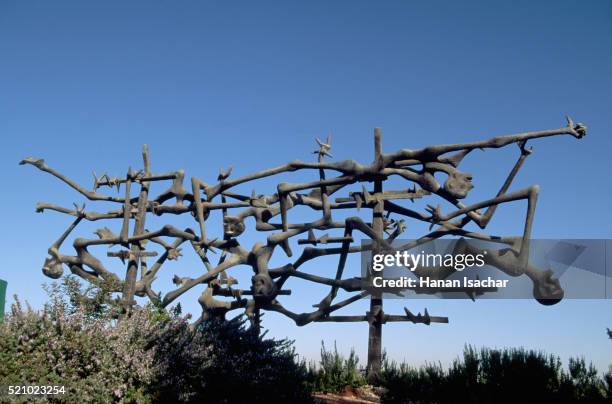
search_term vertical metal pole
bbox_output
[367,127,384,383]
[0,279,7,323]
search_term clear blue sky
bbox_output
[1,1,610,372]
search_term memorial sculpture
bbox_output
[22,117,586,380]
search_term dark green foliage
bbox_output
[380,345,611,404]
[42,275,121,320]
[307,341,366,393]
[149,316,312,403]
[4,277,610,403]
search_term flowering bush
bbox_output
[0,277,310,403]
[0,297,156,403]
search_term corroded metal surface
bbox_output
[23,117,586,378]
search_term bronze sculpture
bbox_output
[22,117,586,381]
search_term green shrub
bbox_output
[380,344,611,404]
[0,277,311,403]
[308,341,366,393]
[5,277,610,403]
[149,316,311,403]
[0,297,156,403]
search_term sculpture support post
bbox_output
[367,127,384,383]
[121,145,151,316]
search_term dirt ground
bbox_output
[312,385,386,404]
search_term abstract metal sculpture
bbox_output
[22,117,586,381]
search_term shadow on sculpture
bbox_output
[22,117,586,382]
